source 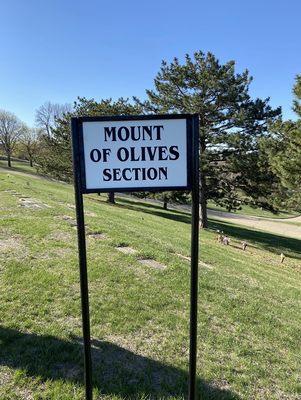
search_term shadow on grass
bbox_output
[98,197,301,260]
[0,326,240,399]
[104,197,192,225]
[209,219,301,259]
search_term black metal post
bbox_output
[188,115,200,399]
[71,118,93,400]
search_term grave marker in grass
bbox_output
[71,114,200,400]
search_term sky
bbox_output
[0,0,300,126]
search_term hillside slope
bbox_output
[0,169,300,399]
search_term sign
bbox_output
[71,114,200,400]
[72,115,194,193]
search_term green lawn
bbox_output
[0,169,300,399]
[207,200,298,219]
[0,159,38,175]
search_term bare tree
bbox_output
[21,127,41,167]
[35,102,72,137]
[0,110,24,167]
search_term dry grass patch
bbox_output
[116,246,137,255]
[39,247,73,259]
[176,253,214,269]
[85,211,97,217]
[0,368,34,400]
[88,232,107,240]
[139,259,166,270]
[19,197,50,210]
[58,215,74,221]
[49,231,74,242]
[0,236,27,258]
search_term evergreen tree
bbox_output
[136,51,281,227]
[262,76,301,211]
[266,121,301,210]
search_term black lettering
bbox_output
[141,147,146,161]
[146,146,158,161]
[133,168,140,180]
[142,126,152,140]
[90,149,102,162]
[130,147,140,161]
[130,126,141,141]
[158,146,168,161]
[117,147,129,162]
[118,127,130,141]
[122,168,132,181]
[103,168,112,181]
[113,169,122,181]
[104,127,116,142]
[103,148,111,162]
[158,167,168,180]
[153,125,164,140]
[169,145,180,160]
[147,168,157,180]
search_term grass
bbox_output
[0,168,300,399]
[207,200,298,219]
[1,157,298,221]
[0,159,38,175]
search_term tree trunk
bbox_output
[29,158,33,167]
[163,201,168,210]
[199,173,208,228]
[107,192,115,204]
[7,153,11,168]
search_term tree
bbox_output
[292,74,301,116]
[20,127,41,167]
[262,76,301,211]
[264,121,301,211]
[136,51,281,227]
[153,191,190,210]
[0,110,25,167]
[35,102,72,137]
[36,97,142,202]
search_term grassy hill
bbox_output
[0,158,298,220]
[0,168,300,399]
[207,200,298,219]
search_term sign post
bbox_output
[188,116,200,399]
[71,114,199,400]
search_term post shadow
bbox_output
[0,326,240,399]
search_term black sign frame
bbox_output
[71,113,200,400]
[72,114,193,193]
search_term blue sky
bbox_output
[1,0,300,126]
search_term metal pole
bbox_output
[188,115,200,399]
[71,118,93,400]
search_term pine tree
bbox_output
[136,51,281,227]
[263,76,301,211]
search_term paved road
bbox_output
[208,209,301,239]
[120,193,301,240]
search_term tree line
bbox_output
[0,51,300,227]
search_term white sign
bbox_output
[73,116,193,193]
